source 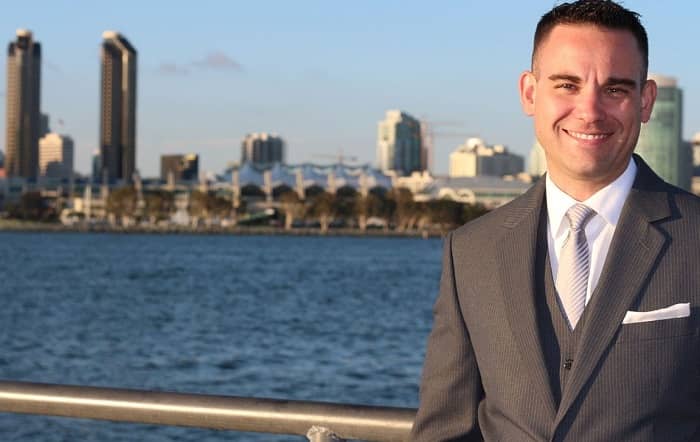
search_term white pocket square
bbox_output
[622,302,690,324]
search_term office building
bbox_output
[39,133,73,180]
[241,133,284,167]
[40,113,50,137]
[161,154,199,182]
[691,132,700,176]
[5,29,41,179]
[377,110,423,175]
[91,150,101,182]
[635,74,690,190]
[449,137,524,178]
[100,31,137,183]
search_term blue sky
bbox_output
[1,1,698,176]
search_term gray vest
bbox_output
[535,208,588,409]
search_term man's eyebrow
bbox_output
[547,74,581,83]
[605,77,638,88]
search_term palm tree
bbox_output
[106,186,138,225]
[144,190,174,224]
[279,191,304,230]
[306,191,335,233]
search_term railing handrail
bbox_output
[0,380,415,441]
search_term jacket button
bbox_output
[563,359,573,370]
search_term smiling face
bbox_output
[519,24,657,200]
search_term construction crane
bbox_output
[420,118,476,173]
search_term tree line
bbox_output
[4,186,490,232]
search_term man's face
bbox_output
[519,24,657,197]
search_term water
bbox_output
[0,232,442,441]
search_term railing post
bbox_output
[306,425,344,442]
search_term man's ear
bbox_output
[640,78,657,123]
[519,70,537,116]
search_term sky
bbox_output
[1,1,699,177]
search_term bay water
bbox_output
[0,232,442,441]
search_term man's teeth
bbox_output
[568,130,608,140]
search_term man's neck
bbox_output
[548,174,622,202]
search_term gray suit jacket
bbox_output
[411,157,700,441]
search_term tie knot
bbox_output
[565,204,595,231]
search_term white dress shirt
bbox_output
[546,159,637,305]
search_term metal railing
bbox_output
[0,380,416,441]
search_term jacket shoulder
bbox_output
[451,180,544,243]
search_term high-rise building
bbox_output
[39,133,73,180]
[691,132,700,177]
[419,120,433,173]
[161,154,199,182]
[449,137,524,178]
[377,110,423,175]
[635,74,690,190]
[40,113,50,137]
[100,31,137,183]
[5,29,41,179]
[241,133,284,167]
[91,149,100,182]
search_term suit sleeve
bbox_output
[410,231,485,442]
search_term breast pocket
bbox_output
[616,313,699,343]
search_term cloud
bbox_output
[191,52,243,72]
[156,62,190,76]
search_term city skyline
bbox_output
[0,1,699,177]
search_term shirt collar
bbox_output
[546,158,637,236]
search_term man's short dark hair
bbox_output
[532,0,648,77]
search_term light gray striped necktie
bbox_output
[557,203,596,330]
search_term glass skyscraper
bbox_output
[100,31,137,184]
[376,110,423,176]
[635,74,691,190]
[5,29,41,179]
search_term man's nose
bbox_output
[573,89,606,123]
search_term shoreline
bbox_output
[0,220,446,239]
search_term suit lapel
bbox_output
[496,178,557,420]
[554,158,671,427]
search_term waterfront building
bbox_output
[377,110,423,176]
[241,133,284,167]
[161,154,199,182]
[39,133,74,180]
[414,175,532,209]
[635,74,690,190]
[449,137,524,178]
[221,162,392,198]
[100,31,137,184]
[394,170,435,194]
[5,29,41,179]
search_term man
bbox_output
[411,1,700,441]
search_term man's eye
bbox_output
[555,83,577,91]
[606,87,628,96]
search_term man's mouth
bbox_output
[564,129,611,141]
